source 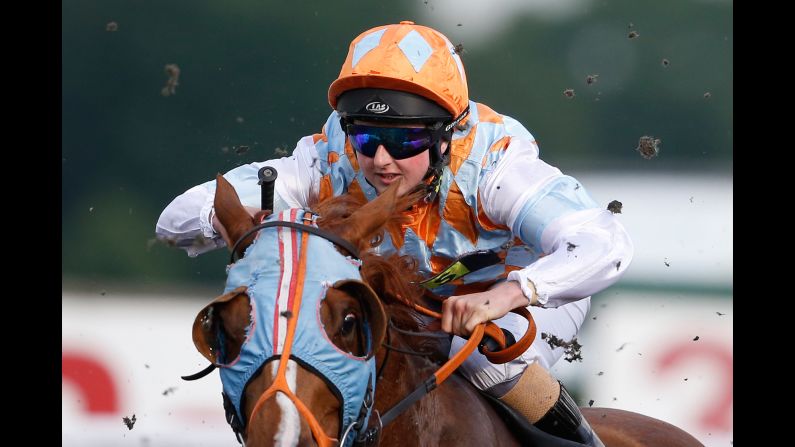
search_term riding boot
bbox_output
[498,363,604,447]
[532,383,604,447]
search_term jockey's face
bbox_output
[353,120,449,196]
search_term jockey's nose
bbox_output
[373,144,394,166]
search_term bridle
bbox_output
[230,219,359,264]
[185,210,378,447]
[185,209,537,447]
[243,212,379,447]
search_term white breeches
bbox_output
[448,297,591,395]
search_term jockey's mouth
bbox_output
[376,173,401,183]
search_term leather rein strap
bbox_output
[408,299,536,365]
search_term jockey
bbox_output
[156,21,632,446]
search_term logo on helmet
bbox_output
[365,102,390,114]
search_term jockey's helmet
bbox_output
[329,21,469,125]
[329,21,470,191]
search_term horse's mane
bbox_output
[312,187,429,327]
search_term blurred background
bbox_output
[62,0,732,445]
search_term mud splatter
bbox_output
[162,387,177,396]
[636,136,661,159]
[123,414,137,430]
[161,64,180,97]
[542,332,583,362]
[627,23,640,39]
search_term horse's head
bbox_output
[190,175,421,446]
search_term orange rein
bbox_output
[407,299,536,383]
[359,296,538,437]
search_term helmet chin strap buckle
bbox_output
[422,143,450,203]
[422,178,442,204]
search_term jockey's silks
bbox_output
[314,101,548,295]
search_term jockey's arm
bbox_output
[442,137,634,336]
[155,136,322,256]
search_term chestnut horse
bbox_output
[188,175,703,447]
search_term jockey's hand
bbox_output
[211,205,261,245]
[441,280,533,337]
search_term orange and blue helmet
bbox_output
[329,21,470,128]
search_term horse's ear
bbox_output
[192,286,252,365]
[214,174,257,258]
[334,280,387,360]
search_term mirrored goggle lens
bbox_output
[347,124,433,160]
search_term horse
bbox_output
[187,174,704,447]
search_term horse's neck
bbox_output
[387,304,448,358]
[373,330,443,444]
[373,309,515,446]
[374,305,450,407]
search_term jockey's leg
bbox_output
[449,297,604,447]
[501,364,604,447]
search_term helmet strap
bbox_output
[421,138,451,204]
[421,104,469,202]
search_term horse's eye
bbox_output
[341,313,357,335]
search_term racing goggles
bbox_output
[345,123,440,160]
